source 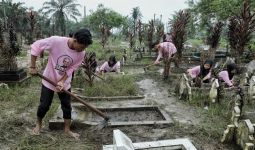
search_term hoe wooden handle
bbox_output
[144,63,155,69]
[37,73,109,120]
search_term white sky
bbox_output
[12,0,188,24]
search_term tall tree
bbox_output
[88,4,124,48]
[0,21,21,71]
[169,10,190,65]
[131,7,142,39]
[228,0,255,64]
[137,19,144,46]
[39,0,81,35]
[146,19,154,53]
[206,21,224,60]
[186,0,243,31]
[0,0,28,33]
[155,22,164,43]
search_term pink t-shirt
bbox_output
[98,61,120,73]
[187,65,211,79]
[218,71,233,86]
[31,36,85,91]
[156,42,177,62]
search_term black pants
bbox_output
[163,54,175,79]
[37,84,72,119]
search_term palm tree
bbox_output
[0,0,27,32]
[228,0,255,64]
[40,0,81,35]
[131,7,142,41]
[169,10,190,65]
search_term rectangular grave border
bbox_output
[49,104,173,130]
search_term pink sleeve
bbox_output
[30,37,53,56]
[187,66,200,78]
[66,53,85,77]
[156,49,163,62]
[113,61,121,72]
[219,71,233,86]
[100,62,108,71]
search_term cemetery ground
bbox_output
[0,40,246,150]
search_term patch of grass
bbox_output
[0,77,70,149]
[73,74,139,97]
[85,75,139,97]
[15,133,95,150]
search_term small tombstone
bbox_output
[221,124,236,143]
[248,76,255,101]
[231,106,241,127]
[113,129,135,150]
[236,119,255,149]
[177,73,191,101]
[209,78,219,103]
[0,83,9,89]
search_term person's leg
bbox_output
[33,85,54,135]
[58,89,80,140]
[163,59,170,79]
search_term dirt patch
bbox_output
[92,109,164,122]
[137,78,201,125]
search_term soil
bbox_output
[91,109,165,122]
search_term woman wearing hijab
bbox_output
[218,63,237,87]
[97,55,121,75]
[187,59,214,83]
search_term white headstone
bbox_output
[113,129,135,150]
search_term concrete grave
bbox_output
[49,104,173,130]
[103,129,197,150]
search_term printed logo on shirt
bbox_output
[55,55,73,75]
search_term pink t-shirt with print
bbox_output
[156,42,177,62]
[99,61,121,72]
[218,70,233,86]
[187,65,211,79]
[31,36,85,91]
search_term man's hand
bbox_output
[154,61,160,65]
[56,81,64,92]
[29,67,38,75]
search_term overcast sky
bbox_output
[12,0,188,24]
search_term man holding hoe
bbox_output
[29,28,93,140]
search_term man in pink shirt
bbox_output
[29,28,93,140]
[153,41,177,80]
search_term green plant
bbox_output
[81,75,139,97]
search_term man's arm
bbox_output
[56,73,68,91]
[29,55,38,75]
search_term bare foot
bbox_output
[32,125,41,135]
[65,130,80,140]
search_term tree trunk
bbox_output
[208,47,216,60]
